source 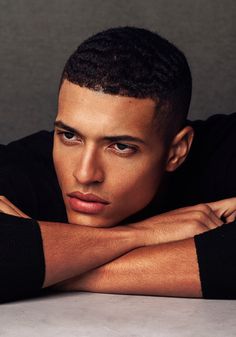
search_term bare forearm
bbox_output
[39,221,142,288]
[1,196,224,296]
[54,238,202,298]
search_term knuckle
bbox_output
[193,212,201,219]
[193,210,204,221]
[198,204,211,213]
[192,219,201,229]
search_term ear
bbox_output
[165,126,194,172]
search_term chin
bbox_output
[67,212,120,228]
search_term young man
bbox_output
[0,27,236,302]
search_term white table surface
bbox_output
[1,292,236,337]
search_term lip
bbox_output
[68,191,110,203]
[67,191,110,215]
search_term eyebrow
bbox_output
[54,120,146,145]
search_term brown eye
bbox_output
[63,132,75,140]
[56,130,79,144]
[112,143,137,155]
[115,143,129,151]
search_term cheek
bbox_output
[53,142,74,190]
[108,158,164,211]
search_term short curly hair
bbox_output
[61,27,192,144]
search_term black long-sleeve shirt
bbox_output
[0,113,236,301]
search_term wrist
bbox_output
[108,225,145,250]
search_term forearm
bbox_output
[1,196,230,300]
[40,220,143,288]
[0,214,144,302]
[54,238,202,298]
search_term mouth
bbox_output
[67,191,110,215]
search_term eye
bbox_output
[63,131,76,139]
[56,130,80,145]
[112,143,137,155]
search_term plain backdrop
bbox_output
[0,0,235,144]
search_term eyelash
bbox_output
[56,130,138,156]
[56,130,78,144]
[112,143,137,155]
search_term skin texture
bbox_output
[54,238,203,298]
[1,80,235,298]
[53,199,236,297]
[0,195,235,296]
[53,80,194,228]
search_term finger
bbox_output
[0,200,21,217]
[177,205,223,228]
[0,196,20,211]
[0,198,29,218]
[167,210,221,230]
[198,215,218,230]
[192,204,223,227]
[188,210,223,230]
[202,214,224,229]
[206,197,236,218]
[207,209,224,227]
[224,211,236,224]
[164,206,223,229]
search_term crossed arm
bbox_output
[53,198,236,297]
[54,238,202,298]
[0,196,235,299]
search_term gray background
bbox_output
[0,0,235,144]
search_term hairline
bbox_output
[59,78,182,147]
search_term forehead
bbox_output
[58,80,158,139]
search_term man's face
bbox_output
[53,80,168,227]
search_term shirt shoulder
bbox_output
[189,112,236,154]
[0,130,54,165]
[0,131,66,222]
[166,113,236,209]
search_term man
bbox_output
[0,27,236,302]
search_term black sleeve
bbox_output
[194,221,236,299]
[0,131,55,303]
[0,214,45,303]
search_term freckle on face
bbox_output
[53,80,166,227]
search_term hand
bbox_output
[0,195,30,218]
[129,200,230,246]
[206,197,236,223]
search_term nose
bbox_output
[73,146,104,185]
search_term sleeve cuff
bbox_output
[194,221,236,299]
[0,214,45,302]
